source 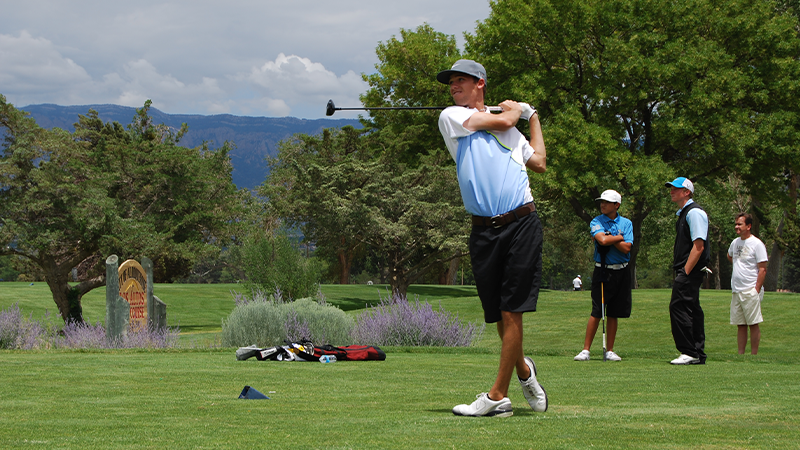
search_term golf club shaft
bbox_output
[601,281,607,361]
[326,99,502,116]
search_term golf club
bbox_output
[326,99,502,116]
[601,278,607,361]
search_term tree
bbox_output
[262,126,469,295]
[465,0,800,287]
[1,96,244,322]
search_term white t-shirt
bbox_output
[728,236,768,293]
[572,277,582,289]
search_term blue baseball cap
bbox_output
[665,177,694,193]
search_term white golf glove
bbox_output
[519,103,537,121]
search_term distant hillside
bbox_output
[20,104,362,190]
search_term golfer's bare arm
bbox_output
[525,114,546,173]
[463,100,546,173]
[684,239,704,275]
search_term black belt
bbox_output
[472,202,535,228]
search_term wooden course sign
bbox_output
[118,259,148,330]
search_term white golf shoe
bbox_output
[519,356,548,412]
[670,354,702,365]
[574,350,590,361]
[452,393,513,417]
[604,351,622,361]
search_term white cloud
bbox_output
[238,53,368,116]
[0,1,492,118]
[0,31,92,101]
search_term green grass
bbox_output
[1,283,799,449]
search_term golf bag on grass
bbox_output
[236,340,386,361]
[312,344,386,361]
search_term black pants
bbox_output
[669,268,706,361]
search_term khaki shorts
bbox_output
[730,288,764,326]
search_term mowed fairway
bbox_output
[1,283,798,449]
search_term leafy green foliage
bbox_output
[464,0,800,285]
[263,125,469,295]
[237,227,323,300]
[0,96,245,321]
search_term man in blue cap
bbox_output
[437,59,548,417]
[666,177,709,365]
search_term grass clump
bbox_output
[352,290,485,347]
[221,290,354,347]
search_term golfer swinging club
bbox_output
[437,59,548,417]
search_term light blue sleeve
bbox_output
[589,216,604,238]
[686,208,709,241]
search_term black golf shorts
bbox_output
[470,211,543,323]
[590,265,632,318]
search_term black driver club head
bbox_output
[326,99,336,116]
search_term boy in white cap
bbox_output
[665,177,709,365]
[574,189,633,362]
[437,59,548,417]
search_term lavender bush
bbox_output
[0,303,48,349]
[0,303,179,349]
[352,291,485,347]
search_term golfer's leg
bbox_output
[737,325,748,354]
[750,324,760,354]
[583,316,600,351]
[606,317,618,351]
[489,311,525,401]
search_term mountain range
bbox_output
[20,104,362,190]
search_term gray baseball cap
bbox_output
[436,59,488,85]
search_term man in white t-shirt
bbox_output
[573,275,582,291]
[726,213,768,355]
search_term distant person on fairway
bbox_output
[573,275,582,291]
[437,59,548,417]
[666,177,709,365]
[727,213,768,355]
[574,190,633,362]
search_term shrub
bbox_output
[352,291,485,347]
[0,303,47,349]
[0,303,179,349]
[221,291,354,347]
[238,227,324,300]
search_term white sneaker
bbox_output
[519,356,548,412]
[670,354,701,365]
[604,351,622,361]
[452,393,513,417]
[574,350,590,361]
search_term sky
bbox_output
[0,1,492,120]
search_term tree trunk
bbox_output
[448,256,460,285]
[627,200,649,290]
[45,272,83,323]
[388,266,410,297]
[764,216,784,292]
[337,249,351,284]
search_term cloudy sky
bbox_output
[1,1,492,119]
